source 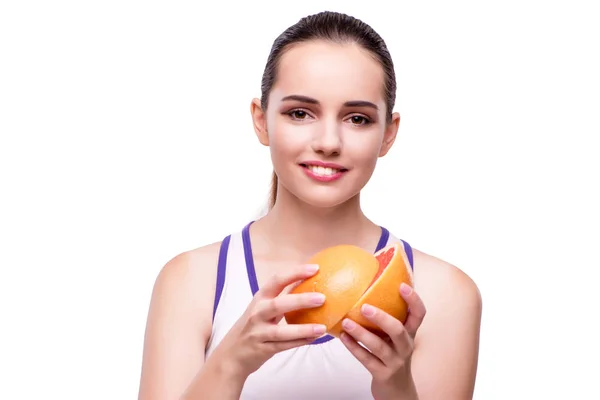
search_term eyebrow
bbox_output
[281,94,379,111]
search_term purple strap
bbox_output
[376,227,390,252]
[400,239,414,270]
[242,222,260,295]
[212,235,230,320]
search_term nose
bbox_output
[311,120,342,156]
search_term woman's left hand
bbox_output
[339,283,426,400]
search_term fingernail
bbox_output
[306,264,319,273]
[361,304,376,317]
[400,283,412,296]
[313,324,326,335]
[342,318,356,331]
[310,293,326,304]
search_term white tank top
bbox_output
[204,222,414,400]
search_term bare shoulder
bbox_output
[139,240,224,400]
[149,240,224,342]
[412,248,482,308]
[411,247,482,337]
[155,240,223,289]
[409,247,483,399]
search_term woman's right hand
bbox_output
[212,263,327,378]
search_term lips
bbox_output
[299,160,349,181]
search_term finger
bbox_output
[255,292,326,320]
[281,279,304,295]
[340,317,396,366]
[259,264,320,298]
[340,331,385,374]
[400,283,426,338]
[268,337,318,353]
[358,304,412,355]
[262,323,327,342]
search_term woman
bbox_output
[138,11,482,400]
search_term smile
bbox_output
[306,165,340,176]
[299,161,349,182]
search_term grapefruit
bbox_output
[284,242,413,338]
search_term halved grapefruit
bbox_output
[284,243,413,338]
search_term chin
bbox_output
[293,187,361,209]
[276,166,371,209]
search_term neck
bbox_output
[251,186,381,260]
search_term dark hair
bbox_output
[261,11,397,210]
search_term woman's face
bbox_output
[252,40,400,208]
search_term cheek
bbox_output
[345,132,383,164]
[267,121,307,161]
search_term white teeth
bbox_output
[308,165,339,176]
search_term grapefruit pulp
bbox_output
[284,242,413,338]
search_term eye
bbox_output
[348,115,371,125]
[287,109,311,120]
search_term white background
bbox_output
[1,0,599,399]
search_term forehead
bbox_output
[270,40,386,107]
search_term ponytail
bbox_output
[268,171,278,210]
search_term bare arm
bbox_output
[411,252,483,399]
[181,351,247,400]
[138,242,328,400]
[138,242,244,400]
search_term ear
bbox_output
[250,98,269,146]
[379,111,400,157]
